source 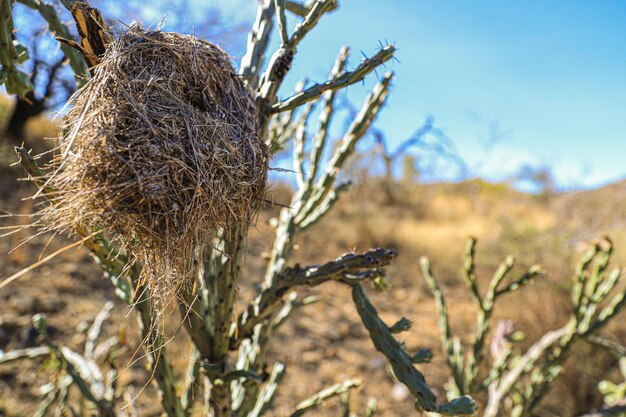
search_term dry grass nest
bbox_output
[40,28,268,304]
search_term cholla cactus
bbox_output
[419,237,626,417]
[1,1,624,417]
[2,0,476,416]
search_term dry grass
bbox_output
[38,28,267,307]
[1,105,625,415]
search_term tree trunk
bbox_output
[5,91,45,140]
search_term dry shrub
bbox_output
[40,28,268,307]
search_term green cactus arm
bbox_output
[305,46,349,186]
[235,247,397,347]
[240,0,275,89]
[275,0,289,45]
[462,237,482,307]
[295,72,393,225]
[480,347,513,390]
[272,292,319,331]
[264,56,392,301]
[0,0,34,96]
[180,347,201,412]
[284,0,310,17]
[178,250,214,359]
[587,336,626,358]
[267,44,346,157]
[351,284,477,415]
[257,0,338,113]
[288,0,337,47]
[270,46,394,115]
[572,241,600,314]
[468,256,542,392]
[419,256,466,395]
[290,379,363,417]
[84,301,114,359]
[292,102,316,188]
[482,325,571,417]
[411,347,434,364]
[16,0,88,87]
[0,346,50,364]
[298,181,351,231]
[494,264,545,296]
[247,362,286,417]
[365,396,378,417]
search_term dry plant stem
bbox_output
[482,326,571,417]
[63,0,113,68]
[0,346,50,364]
[33,315,117,417]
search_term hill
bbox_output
[0,114,624,416]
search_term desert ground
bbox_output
[1,106,625,416]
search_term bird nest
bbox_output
[41,29,268,305]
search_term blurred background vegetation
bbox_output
[1,1,625,416]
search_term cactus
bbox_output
[419,237,626,417]
[1,1,625,416]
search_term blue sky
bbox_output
[13,0,626,189]
[205,0,625,189]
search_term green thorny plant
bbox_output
[419,237,626,417]
[2,0,477,415]
[0,1,624,417]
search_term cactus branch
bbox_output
[16,0,88,86]
[240,0,275,89]
[0,346,50,364]
[291,379,362,417]
[284,0,311,17]
[0,0,33,96]
[247,362,286,417]
[305,46,349,187]
[270,46,395,114]
[351,284,477,415]
[420,256,466,394]
[235,248,397,347]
